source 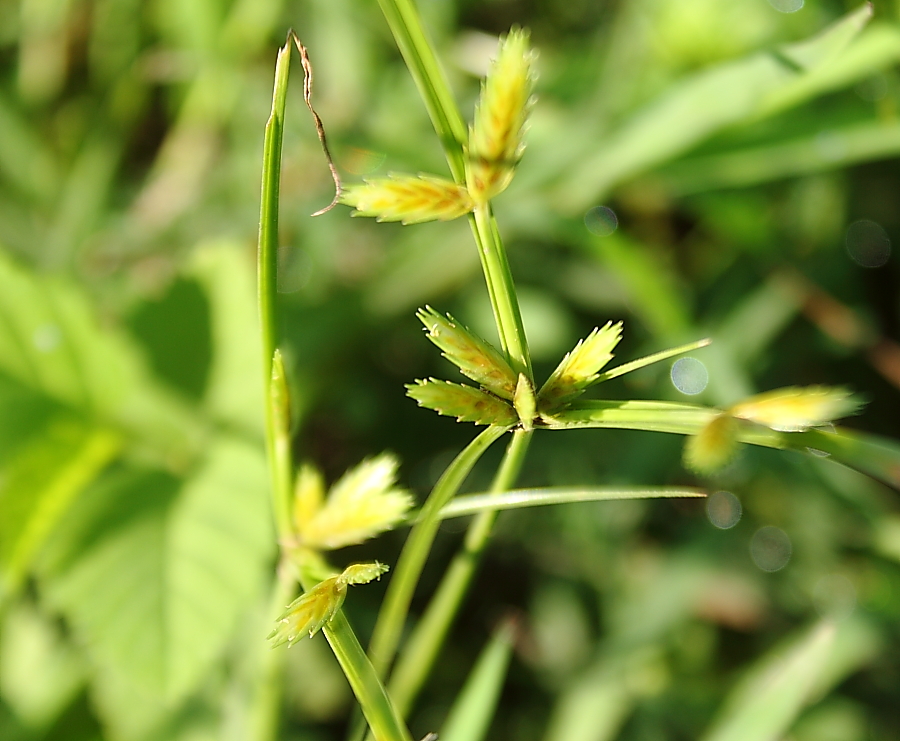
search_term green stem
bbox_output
[387,429,532,716]
[368,425,511,678]
[250,570,297,741]
[471,204,532,380]
[375,0,532,381]
[259,38,293,539]
[374,0,468,181]
[292,567,413,741]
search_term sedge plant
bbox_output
[257,5,895,741]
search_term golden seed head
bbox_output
[340,174,474,224]
[683,413,740,474]
[295,455,413,550]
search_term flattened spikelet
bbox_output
[683,414,740,474]
[729,386,863,432]
[467,27,535,201]
[538,322,623,411]
[297,455,413,550]
[340,173,473,224]
[417,306,517,400]
[268,577,345,647]
[407,378,518,426]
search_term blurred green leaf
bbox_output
[555,4,879,209]
[0,415,120,597]
[0,599,87,730]
[38,437,272,738]
[700,617,878,741]
[441,620,516,741]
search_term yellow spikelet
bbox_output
[729,386,863,432]
[268,562,389,647]
[538,322,623,412]
[467,27,535,201]
[417,306,518,400]
[297,455,413,550]
[407,378,518,426]
[293,463,325,533]
[683,413,740,474]
[340,173,474,224]
[268,576,345,647]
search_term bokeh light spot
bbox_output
[706,491,742,529]
[584,206,618,237]
[768,0,803,13]
[750,526,792,572]
[671,357,708,395]
[845,219,891,268]
[33,324,61,353]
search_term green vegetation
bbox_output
[1,2,899,741]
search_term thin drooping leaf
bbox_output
[441,620,516,741]
[38,437,272,737]
[433,486,705,522]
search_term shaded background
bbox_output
[1,0,900,740]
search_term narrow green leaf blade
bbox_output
[435,486,705,522]
[441,620,516,741]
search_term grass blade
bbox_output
[440,620,516,741]
[435,486,706,521]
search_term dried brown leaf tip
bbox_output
[467,27,536,202]
[340,174,474,224]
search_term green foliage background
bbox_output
[1,0,899,740]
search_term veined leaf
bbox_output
[38,437,272,735]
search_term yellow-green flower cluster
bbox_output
[684,386,864,473]
[408,311,623,429]
[340,28,535,223]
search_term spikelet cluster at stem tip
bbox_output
[467,27,536,202]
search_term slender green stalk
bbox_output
[386,429,532,716]
[250,570,297,741]
[325,614,414,741]
[259,38,293,539]
[375,0,533,381]
[471,205,532,379]
[258,37,412,741]
[368,424,511,677]
[373,0,468,180]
